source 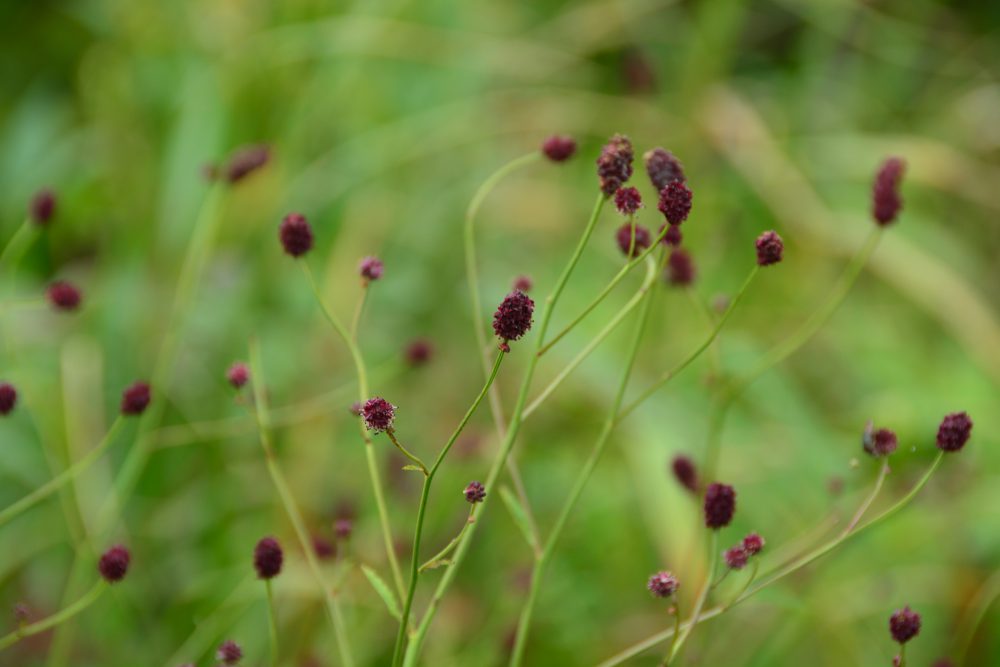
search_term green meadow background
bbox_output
[1,0,998,665]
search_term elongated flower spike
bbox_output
[644,148,686,191]
[279,213,314,257]
[253,537,284,579]
[873,157,905,226]
[98,545,131,583]
[596,134,634,196]
[120,381,151,416]
[30,189,56,225]
[492,290,534,352]
[0,383,16,416]
[541,135,577,162]
[704,482,736,529]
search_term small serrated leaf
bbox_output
[499,486,538,551]
[361,565,401,620]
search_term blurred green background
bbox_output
[1,0,998,665]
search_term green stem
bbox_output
[248,339,354,667]
[419,510,475,572]
[665,531,719,665]
[685,289,722,377]
[722,559,759,612]
[385,430,430,476]
[0,580,106,652]
[842,460,890,536]
[0,219,40,274]
[0,417,125,528]
[392,352,505,666]
[403,193,606,667]
[265,580,279,667]
[350,285,369,342]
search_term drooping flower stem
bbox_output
[385,430,430,475]
[842,460,890,536]
[0,580,106,652]
[664,531,719,666]
[265,580,279,667]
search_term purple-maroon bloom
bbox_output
[227,362,249,389]
[704,482,736,529]
[873,157,905,226]
[863,427,898,457]
[0,383,16,416]
[742,533,765,556]
[359,256,384,282]
[29,189,56,225]
[614,187,643,215]
[464,481,486,504]
[225,144,270,183]
[936,412,972,452]
[404,339,433,367]
[279,213,314,258]
[512,275,533,292]
[217,640,243,665]
[47,281,82,311]
[98,545,130,583]
[666,249,695,287]
[253,537,283,579]
[541,135,577,163]
[492,290,534,347]
[659,223,682,247]
[647,571,680,598]
[755,230,784,266]
[596,134,634,196]
[657,181,693,225]
[889,606,921,644]
[724,546,749,570]
[671,455,698,494]
[313,536,336,560]
[334,518,353,540]
[120,381,151,416]
[615,223,651,257]
[362,397,396,433]
[349,401,362,416]
[644,148,686,191]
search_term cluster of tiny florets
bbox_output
[644,148,686,191]
[279,212,314,257]
[647,571,680,598]
[30,189,56,225]
[671,455,698,493]
[541,135,577,163]
[755,230,784,266]
[873,157,905,226]
[596,134,634,196]
[404,339,434,367]
[217,639,244,665]
[492,290,534,349]
[724,533,765,570]
[659,223,682,247]
[704,482,736,529]
[936,411,972,452]
[227,362,249,389]
[889,605,921,644]
[666,249,695,287]
[47,281,82,311]
[614,187,643,215]
[359,256,384,282]
[464,481,486,504]
[253,536,284,579]
[657,181,692,225]
[362,397,396,433]
[121,381,151,416]
[615,223,651,257]
[98,545,131,583]
[863,424,898,457]
[0,383,17,416]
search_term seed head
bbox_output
[98,545,131,583]
[404,339,434,367]
[666,248,695,287]
[755,230,784,266]
[863,426,898,457]
[659,223,682,247]
[216,640,243,665]
[47,281,82,311]
[464,481,486,504]
[647,571,679,598]
[657,181,693,225]
[227,362,249,389]
[704,482,736,529]
[492,290,534,346]
[279,212,314,257]
[0,383,17,416]
[671,455,698,493]
[936,412,972,452]
[362,397,396,432]
[120,381,151,416]
[359,256,384,282]
[596,134,634,196]
[541,135,577,162]
[742,533,765,556]
[512,275,533,292]
[614,187,643,215]
[225,144,270,183]
[889,606,921,644]
[29,189,56,225]
[615,223,651,257]
[644,148,686,191]
[253,537,283,579]
[724,546,749,570]
[873,157,905,226]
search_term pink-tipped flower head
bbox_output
[404,339,433,367]
[755,230,784,266]
[742,533,765,556]
[334,518,353,540]
[464,481,486,504]
[98,545,130,583]
[541,135,577,163]
[666,248,695,287]
[863,424,898,457]
[615,223,651,258]
[644,148,686,191]
[671,455,698,494]
[658,181,693,225]
[596,134,634,196]
[704,482,736,529]
[120,381,151,416]
[936,412,972,452]
[647,571,680,598]
[225,144,270,184]
[47,281,82,311]
[253,537,283,579]
[659,223,682,247]
[873,157,905,226]
[724,546,749,570]
[359,256,384,282]
[29,189,56,225]
[0,383,16,416]
[227,362,249,389]
[492,290,534,348]
[362,397,395,432]
[512,275,533,292]
[889,606,921,644]
[217,640,243,665]
[614,187,643,216]
[279,213,314,257]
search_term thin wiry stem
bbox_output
[842,460,890,536]
[385,430,430,475]
[665,531,719,666]
[420,509,476,572]
[265,580,279,667]
[0,580,106,652]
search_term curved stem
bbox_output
[419,510,475,572]
[665,531,719,665]
[350,285,369,342]
[0,580,106,652]
[842,460,890,536]
[386,431,429,476]
[722,559,759,612]
[0,417,125,528]
[265,580,279,667]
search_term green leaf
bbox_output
[361,565,401,620]
[499,486,538,551]
[401,465,424,472]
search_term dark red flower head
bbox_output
[334,518,353,540]
[0,383,16,416]
[313,535,336,560]
[98,545,130,583]
[464,481,486,504]
[227,362,249,389]
[863,425,898,457]
[659,223,682,247]
[666,248,695,287]
[936,412,972,452]
[873,157,905,226]
[704,482,736,529]
[30,189,56,225]
[658,181,693,225]
[616,223,651,257]
[889,606,921,644]
[724,545,749,570]
[404,339,433,367]
[279,212,314,258]
[596,134,634,196]
[541,135,577,163]
[253,536,284,579]
[644,148,686,191]
[647,571,679,598]
[225,144,271,183]
[47,281,82,311]
[120,381,151,416]
[359,256,384,282]
[217,640,244,665]
[755,230,784,266]
[671,455,698,494]
[362,397,395,432]
[742,533,765,556]
[512,275,533,292]
[614,187,643,215]
[492,290,534,346]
